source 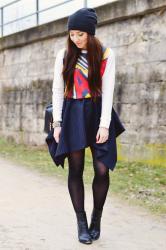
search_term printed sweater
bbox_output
[52,46,115,129]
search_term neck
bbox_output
[81,48,87,53]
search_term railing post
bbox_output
[1,7,3,37]
[84,0,87,7]
[36,0,39,25]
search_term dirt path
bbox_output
[0,157,165,250]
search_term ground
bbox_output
[0,157,165,250]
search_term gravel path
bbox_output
[0,157,165,250]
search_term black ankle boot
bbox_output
[89,208,103,240]
[76,211,92,244]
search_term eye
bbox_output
[79,33,83,36]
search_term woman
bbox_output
[46,7,125,245]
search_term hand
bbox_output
[96,127,109,143]
[53,127,61,143]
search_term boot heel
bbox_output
[76,211,92,244]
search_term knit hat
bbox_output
[67,8,97,35]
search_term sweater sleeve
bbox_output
[52,48,66,122]
[99,48,116,129]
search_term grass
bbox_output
[0,136,165,216]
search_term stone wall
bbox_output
[0,0,166,164]
[0,80,52,145]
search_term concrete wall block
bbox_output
[0,53,5,67]
[116,62,166,85]
[36,118,45,132]
[36,104,45,119]
[116,82,166,104]
[20,131,46,145]
[158,103,166,125]
[22,115,37,132]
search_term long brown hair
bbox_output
[62,33,103,101]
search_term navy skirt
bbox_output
[45,96,125,171]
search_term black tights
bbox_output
[67,146,110,213]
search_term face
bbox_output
[69,30,88,49]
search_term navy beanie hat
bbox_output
[67,8,97,35]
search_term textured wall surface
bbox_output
[0,0,166,163]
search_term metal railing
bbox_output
[0,0,88,37]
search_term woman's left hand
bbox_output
[96,127,109,143]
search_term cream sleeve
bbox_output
[99,48,116,129]
[52,48,66,122]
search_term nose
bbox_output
[74,38,80,43]
[72,35,79,42]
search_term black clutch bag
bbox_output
[44,103,53,134]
